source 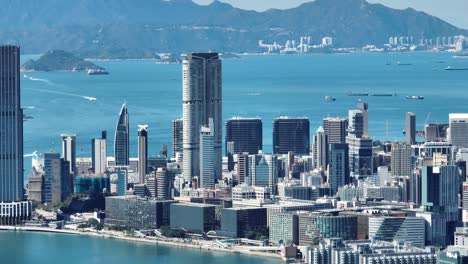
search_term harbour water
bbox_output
[21,52,468,175]
[1,231,280,264]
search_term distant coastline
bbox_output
[0,226,281,260]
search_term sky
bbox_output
[193,0,468,29]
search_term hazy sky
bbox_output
[193,0,468,29]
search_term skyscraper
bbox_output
[356,100,369,138]
[157,167,170,200]
[348,110,364,138]
[0,46,23,203]
[328,143,349,195]
[92,131,107,175]
[323,117,348,144]
[44,153,72,203]
[313,126,328,170]
[61,134,77,176]
[172,119,183,158]
[138,125,148,183]
[114,103,129,166]
[182,53,222,181]
[0,46,33,225]
[391,142,413,177]
[449,114,468,148]
[346,108,372,180]
[273,117,310,155]
[406,112,416,145]
[225,117,263,155]
[419,165,459,247]
[199,119,215,189]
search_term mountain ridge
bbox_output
[0,0,465,56]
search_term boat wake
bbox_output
[23,74,53,85]
[25,88,97,102]
[246,93,262,96]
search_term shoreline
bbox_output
[0,226,282,261]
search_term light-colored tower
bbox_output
[182,53,222,181]
[313,126,328,170]
[138,125,148,184]
[157,167,170,200]
[391,142,412,177]
[61,134,77,176]
[449,113,468,148]
[92,131,107,175]
[199,119,215,189]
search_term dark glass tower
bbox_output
[273,117,310,155]
[114,103,129,166]
[225,117,262,155]
[0,46,23,202]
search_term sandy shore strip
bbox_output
[0,226,281,260]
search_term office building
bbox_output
[313,126,328,170]
[323,117,348,144]
[425,123,449,142]
[419,165,459,247]
[225,117,262,155]
[92,131,107,174]
[227,141,235,171]
[328,143,349,195]
[391,142,413,177]
[220,207,267,238]
[182,53,222,181]
[368,217,425,248]
[270,213,299,245]
[138,125,148,183]
[44,153,72,203]
[298,213,357,246]
[114,103,129,166]
[348,110,364,138]
[346,136,373,179]
[27,174,44,203]
[200,119,215,189]
[157,168,170,200]
[116,169,128,196]
[449,114,468,148]
[273,117,310,155]
[356,100,369,137]
[105,196,176,230]
[75,175,110,194]
[406,112,416,145]
[172,119,183,158]
[61,134,77,176]
[170,203,217,233]
[248,154,278,191]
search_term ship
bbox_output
[406,95,424,100]
[445,66,468,71]
[370,93,395,97]
[87,69,109,75]
[397,61,412,66]
[347,92,369,96]
[325,96,336,102]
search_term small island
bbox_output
[21,50,108,74]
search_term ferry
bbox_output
[87,69,109,75]
[406,95,424,100]
[370,93,395,97]
[325,96,336,102]
[347,92,369,96]
[445,66,468,71]
[397,61,412,66]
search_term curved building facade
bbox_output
[114,103,129,166]
[298,213,357,245]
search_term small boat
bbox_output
[445,66,468,71]
[87,69,109,75]
[406,95,424,100]
[347,92,369,96]
[397,61,412,66]
[371,93,395,97]
[325,96,336,102]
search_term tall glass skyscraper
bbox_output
[114,103,129,166]
[273,117,310,155]
[0,46,31,225]
[182,53,222,181]
[138,125,148,183]
[0,45,23,202]
[225,117,262,155]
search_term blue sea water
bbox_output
[21,53,468,176]
[1,231,280,264]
